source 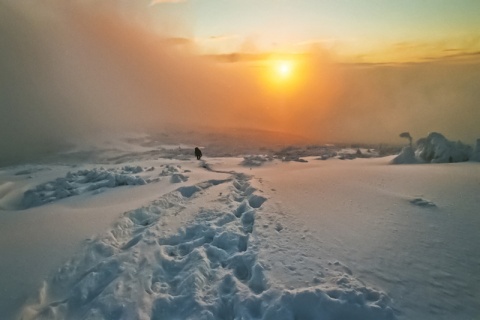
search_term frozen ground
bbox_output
[0,140,479,319]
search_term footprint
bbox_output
[248,194,267,208]
[410,197,436,208]
[170,174,188,183]
[177,185,201,198]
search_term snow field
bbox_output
[20,164,394,320]
[246,157,480,320]
[3,140,478,320]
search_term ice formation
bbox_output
[392,132,474,164]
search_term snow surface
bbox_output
[0,142,479,320]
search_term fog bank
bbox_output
[1,0,479,165]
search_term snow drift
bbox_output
[20,164,190,209]
[392,132,475,164]
[391,146,418,165]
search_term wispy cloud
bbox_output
[206,35,238,42]
[205,53,271,63]
[363,36,480,64]
[149,0,186,6]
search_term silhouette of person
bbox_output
[194,147,202,160]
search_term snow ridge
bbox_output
[21,167,152,209]
[20,167,394,320]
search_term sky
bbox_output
[1,0,480,165]
[149,0,480,62]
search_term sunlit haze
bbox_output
[1,0,480,164]
[277,61,293,79]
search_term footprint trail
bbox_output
[21,162,395,320]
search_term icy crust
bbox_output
[392,132,474,164]
[20,165,192,208]
[20,172,394,320]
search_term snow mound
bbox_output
[262,284,394,320]
[160,164,182,176]
[170,173,189,183]
[391,146,420,164]
[416,132,471,163]
[21,168,394,320]
[21,166,152,208]
[282,155,309,162]
[241,155,273,167]
[392,132,473,164]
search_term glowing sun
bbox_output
[276,61,293,79]
[262,57,303,93]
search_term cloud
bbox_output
[364,36,480,63]
[1,0,479,166]
[0,0,274,164]
[208,35,236,41]
[150,0,186,5]
[424,50,480,63]
[205,52,272,63]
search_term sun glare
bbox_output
[266,58,301,88]
[261,56,306,96]
[277,61,293,78]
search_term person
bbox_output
[194,147,202,160]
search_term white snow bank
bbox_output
[20,165,183,209]
[21,167,147,208]
[390,146,420,164]
[20,169,394,320]
[392,132,473,164]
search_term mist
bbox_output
[1,0,479,165]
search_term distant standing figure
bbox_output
[195,147,202,160]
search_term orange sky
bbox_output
[144,0,480,64]
[1,0,480,165]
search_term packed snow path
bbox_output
[20,163,394,320]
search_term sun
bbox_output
[261,56,304,94]
[275,60,293,79]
